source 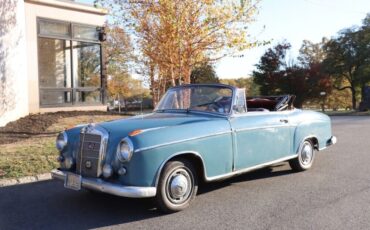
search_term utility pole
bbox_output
[320,91,326,112]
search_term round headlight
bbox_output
[56,131,68,151]
[116,138,134,163]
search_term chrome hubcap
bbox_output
[166,168,192,204]
[301,142,313,165]
[170,174,188,198]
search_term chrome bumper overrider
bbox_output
[327,136,337,146]
[51,169,156,198]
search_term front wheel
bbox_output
[289,140,315,171]
[155,159,198,213]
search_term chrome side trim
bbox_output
[205,155,297,182]
[138,126,168,134]
[234,124,293,133]
[51,169,156,198]
[154,152,298,186]
[134,131,232,153]
[230,109,297,118]
[318,146,327,151]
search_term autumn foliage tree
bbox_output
[296,39,333,107]
[298,38,328,66]
[103,26,146,100]
[322,14,370,109]
[253,42,332,108]
[97,0,260,105]
[281,64,332,108]
[253,42,291,95]
[252,14,370,110]
[221,77,260,96]
[190,63,219,84]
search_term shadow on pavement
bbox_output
[0,164,293,230]
[198,164,293,195]
[0,180,160,230]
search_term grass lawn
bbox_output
[0,114,125,180]
[0,137,58,179]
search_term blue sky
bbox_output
[78,0,370,79]
[216,0,370,78]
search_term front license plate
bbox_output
[64,173,82,191]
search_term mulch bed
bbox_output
[0,111,121,145]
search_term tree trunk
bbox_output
[293,98,303,109]
[351,87,357,110]
[182,65,191,84]
[170,64,176,87]
[361,85,366,102]
[160,72,166,100]
[149,63,158,107]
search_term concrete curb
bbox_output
[0,173,52,187]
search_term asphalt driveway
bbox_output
[1,116,369,230]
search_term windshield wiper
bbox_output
[155,109,187,113]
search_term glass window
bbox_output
[155,86,233,114]
[73,24,99,41]
[38,20,70,38]
[37,19,102,107]
[40,90,72,106]
[38,38,71,88]
[233,88,246,113]
[73,41,101,88]
[75,90,101,104]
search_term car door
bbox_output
[229,111,291,171]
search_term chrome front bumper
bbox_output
[51,169,156,198]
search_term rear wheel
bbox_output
[155,159,198,213]
[289,140,315,171]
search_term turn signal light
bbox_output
[129,130,142,136]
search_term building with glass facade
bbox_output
[0,0,107,126]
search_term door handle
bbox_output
[280,119,289,123]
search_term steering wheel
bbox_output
[206,96,224,112]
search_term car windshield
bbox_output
[155,85,233,115]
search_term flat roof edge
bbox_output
[25,0,108,15]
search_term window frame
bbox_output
[232,88,247,114]
[37,17,104,108]
[71,23,101,43]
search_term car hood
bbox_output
[98,112,215,136]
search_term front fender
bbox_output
[117,119,233,187]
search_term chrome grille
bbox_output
[76,132,103,177]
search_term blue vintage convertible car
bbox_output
[52,84,336,212]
